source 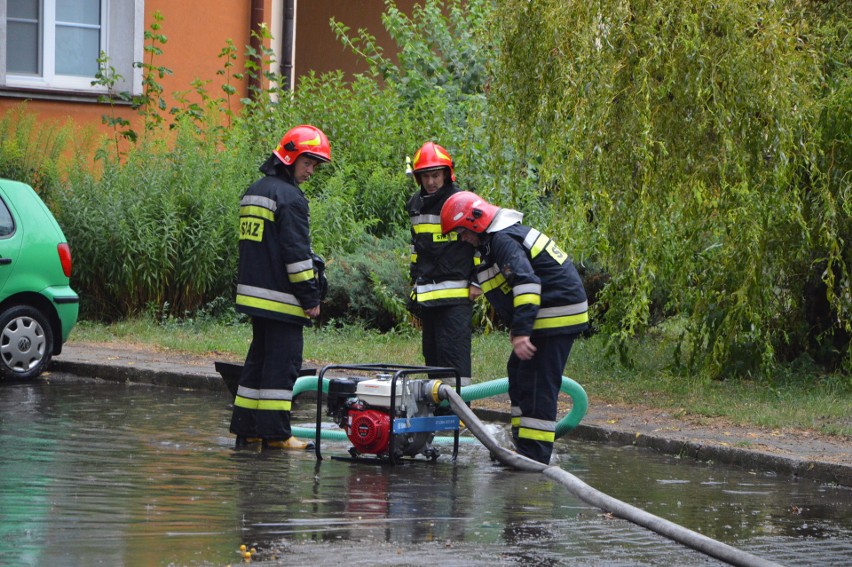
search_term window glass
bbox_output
[0,200,15,238]
[7,22,40,74]
[56,0,102,77]
[8,0,39,19]
[7,0,41,75]
[56,27,100,76]
[57,0,100,26]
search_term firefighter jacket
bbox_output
[477,223,589,337]
[407,182,478,308]
[235,159,321,326]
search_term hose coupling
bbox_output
[429,379,446,403]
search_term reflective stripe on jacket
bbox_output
[477,223,589,337]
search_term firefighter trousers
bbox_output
[420,301,473,381]
[507,333,576,464]
[229,316,303,441]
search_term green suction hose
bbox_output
[293,374,330,397]
[458,376,588,438]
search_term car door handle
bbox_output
[0,258,11,265]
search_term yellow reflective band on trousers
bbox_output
[234,395,259,409]
[519,427,556,442]
[519,416,556,442]
[511,407,521,428]
[234,396,292,412]
[257,399,293,411]
[236,294,307,319]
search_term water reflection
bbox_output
[0,374,849,566]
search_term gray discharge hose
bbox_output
[438,385,785,567]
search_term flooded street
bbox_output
[1,374,850,566]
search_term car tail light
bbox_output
[57,243,72,278]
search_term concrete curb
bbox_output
[53,359,229,392]
[51,350,851,487]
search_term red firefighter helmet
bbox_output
[273,125,332,165]
[412,141,455,182]
[440,191,500,234]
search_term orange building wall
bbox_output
[295,0,416,84]
[145,0,254,111]
[0,0,258,137]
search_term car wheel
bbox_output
[0,305,54,380]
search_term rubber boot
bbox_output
[235,436,262,448]
[263,436,315,450]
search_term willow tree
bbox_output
[488,0,851,377]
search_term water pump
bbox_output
[316,364,461,463]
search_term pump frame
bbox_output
[314,363,461,464]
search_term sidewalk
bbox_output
[50,341,852,486]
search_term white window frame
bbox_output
[0,0,144,98]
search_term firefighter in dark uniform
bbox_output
[440,191,589,464]
[406,142,480,385]
[230,124,331,450]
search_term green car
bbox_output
[0,179,79,380]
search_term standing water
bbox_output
[0,374,849,566]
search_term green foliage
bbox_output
[321,232,409,331]
[332,0,491,101]
[0,104,75,201]
[307,165,382,256]
[53,119,238,320]
[322,231,411,331]
[284,72,416,238]
[135,10,172,134]
[92,51,137,156]
[490,0,852,377]
[215,38,240,123]
[330,0,495,196]
[91,11,175,160]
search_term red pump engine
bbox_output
[346,406,391,454]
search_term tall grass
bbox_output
[53,120,241,320]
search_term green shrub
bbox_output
[54,118,239,320]
[321,231,410,331]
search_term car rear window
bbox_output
[0,199,15,237]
